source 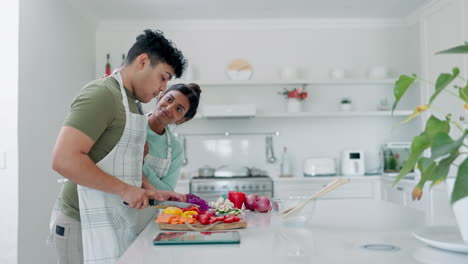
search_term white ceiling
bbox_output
[69,0,430,21]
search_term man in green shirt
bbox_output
[50,29,187,264]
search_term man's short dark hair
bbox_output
[126,29,187,78]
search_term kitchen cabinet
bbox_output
[273,177,380,200]
[381,178,429,212]
[381,179,456,226]
[428,182,457,226]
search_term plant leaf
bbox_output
[393,116,450,185]
[459,83,468,103]
[417,157,437,185]
[430,152,460,187]
[436,43,468,54]
[429,68,460,104]
[392,74,417,113]
[430,131,467,160]
[425,115,451,139]
[396,106,425,126]
[394,133,430,185]
[451,158,468,204]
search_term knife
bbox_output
[123,199,199,209]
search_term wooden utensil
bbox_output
[280,178,350,218]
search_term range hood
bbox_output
[202,104,256,118]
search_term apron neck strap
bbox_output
[113,71,130,111]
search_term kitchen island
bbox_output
[118,200,468,264]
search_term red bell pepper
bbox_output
[228,191,246,209]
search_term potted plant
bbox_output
[392,42,468,242]
[279,87,308,113]
[339,98,352,111]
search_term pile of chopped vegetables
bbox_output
[186,193,210,211]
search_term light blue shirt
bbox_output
[143,125,183,191]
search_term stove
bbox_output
[189,176,274,202]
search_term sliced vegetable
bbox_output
[162,207,183,216]
[186,193,210,211]
[181,211,198,218]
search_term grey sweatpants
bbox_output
[53,212,83,264]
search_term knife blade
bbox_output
[123,199,199,209]
[148,199,199,209]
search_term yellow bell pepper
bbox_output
[162,207,183,216]
[181,210,198,218]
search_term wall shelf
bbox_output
[256,110,412,118]
[171,79,396,86]
[193,110,412,119]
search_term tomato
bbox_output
[223,217,234,223]
[198,215,210,225]
[215,216,226,222]
[233,216,240,222]
[205,210,216,217]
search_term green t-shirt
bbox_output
[60,76,141,221]
[143,125,183,191]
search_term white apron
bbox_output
[136,129,173,234]
[77,71,147,264]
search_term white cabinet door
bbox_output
[381,179,429,211]
[381,179,405,206]
[428,183,457,225]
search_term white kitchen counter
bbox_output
[118,200,468,264]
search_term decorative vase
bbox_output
[287,98,302,113]
[446,179,468,243]
[339,103,352,111]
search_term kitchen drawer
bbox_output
[274,180,374,199]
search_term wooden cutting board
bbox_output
[159,221,247,231]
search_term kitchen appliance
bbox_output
[341,150,365,176]
[303,158,336,176]
[190,176,274,202]
[382,142,413,176]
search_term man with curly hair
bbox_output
[49,29,187,264]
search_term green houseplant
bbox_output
[392,42,468,242]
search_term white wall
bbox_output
[0,1,19,263]
[18,0,95,263]
[96,20,422,179]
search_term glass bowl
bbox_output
[272,196,317,227]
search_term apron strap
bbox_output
[113,71,130,111]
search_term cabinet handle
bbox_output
[460,116,465,122]
[397,187,404,191]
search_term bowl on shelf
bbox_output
[272,196,317,227]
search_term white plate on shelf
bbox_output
[412,226,468,254]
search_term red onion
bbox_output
[254,196,272,213]
[244,194,258,211]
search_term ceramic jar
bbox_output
[287,98,302,113]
